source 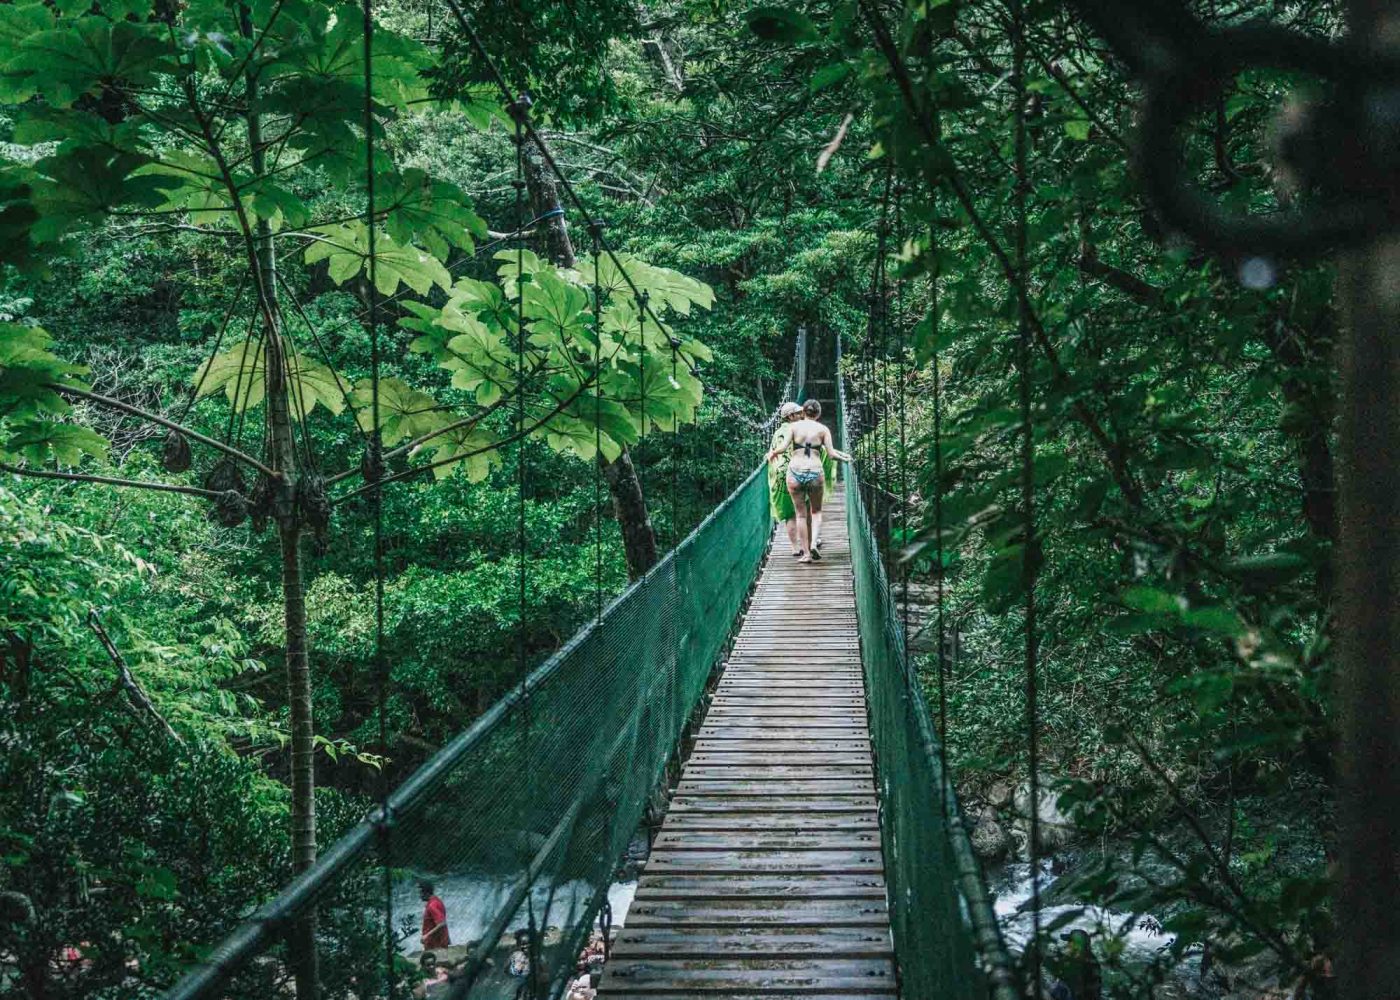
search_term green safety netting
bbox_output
[837,354,1018,1000]
[167,460,774,1000]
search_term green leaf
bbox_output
[809,62,852,92]
[746,6,819,43]
[4,420,109,466]
[1063,118,1092,141]
[379,169,485,261]
[305,222,451,295]
[350,377,441,446]
[194,339,347,418]
[1225,552,1308,586]
[1121,586,1181,615]
[0,324,88,423]
[10,19,174,106]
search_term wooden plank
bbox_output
[682,765,873,779]
[683,733,868,750]
[685,753,872,767]
[642,850,882,876]
[669,795,876,813]
[633,874,886,899]
[659,815,879,834]
[600,957,896,992]
[623,898,889,927]
[653,831,881,851]
[610,928,894,960]
[677,780,877,797]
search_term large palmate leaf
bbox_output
[349,377,443,447]
[379,169,486,261]
[634,355,704,430]
[576,254,716,318]
[30,149,165,242]
[7,17,173,105]
[0,325,89,423]
[523,268,591,353]
[135,150,240,226]
[193,339,347,418]
[266,3,430,109]
[305,222,451,296]
[3,419,109,466]
[411,423,499,482]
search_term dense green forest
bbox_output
[0,0,1360,997]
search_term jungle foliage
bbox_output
[0,0,1346,997]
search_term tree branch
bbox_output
[1078,244,1165,306]
[0,462,236,501]
[52,385,277,478]
[88,609,186,746]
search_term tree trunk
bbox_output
[242,29,318,992]
[517,129,660,578]
[280,520,318,990]
[1336,2,1400,985]
[600,450,658,578]
[520,134,576,268]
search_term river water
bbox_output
[389,874,638,955]
[989,860,1202,993]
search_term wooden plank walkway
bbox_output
[598,485,897,998]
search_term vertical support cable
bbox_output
[509,96,541,999]
[929,217,949,773]
[671,343,680,549]
[878,181,893,602]
[1011,0,1043,990]
[362,1,395,994]
[895,188,909,655]
[591,224,605,624]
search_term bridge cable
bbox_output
[928,211,950,776]
[895,187,910,657]
[876,169,893,601]
[360,0,398,994]
[1011,0,1045,988]
[591,223,606,624]
[509,101,543,1000]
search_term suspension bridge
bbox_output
[163,336,1016,1000]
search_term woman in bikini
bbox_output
[765,399,851,564]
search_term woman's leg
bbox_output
[785,518,799,554]
[787,478,811,560]
[808,481,825,553]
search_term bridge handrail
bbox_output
[836,338,1018,1000]
[166,371,803,1000]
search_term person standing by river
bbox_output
[418,881,451,950]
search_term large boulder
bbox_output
[968,810,1012,862]
[987,779,1015,809]
[1012,780,1077,854]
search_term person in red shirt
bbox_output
[418,881,450,950]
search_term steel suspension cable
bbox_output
[895,188,909,654]
[1011,0,1044,989]
[929,214,950,774]
[510,102,542,999]
[360,0,397,994]
[591,223,606,623]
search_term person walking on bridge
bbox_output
[767,402,804,555]
[766,399,851,564]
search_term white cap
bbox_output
[779,401,802,417]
